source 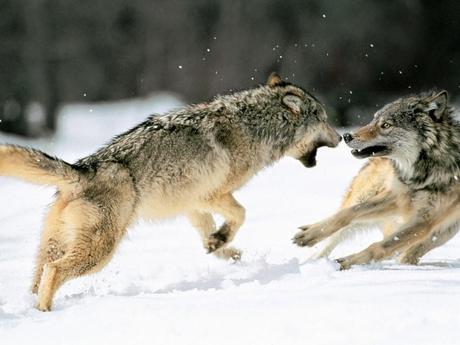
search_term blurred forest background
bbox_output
[1,0,459,137]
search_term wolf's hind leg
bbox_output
[37,226,125,311]
[31,198,69,294]
[399,223,460,265]
[382,220,396,237]
[337,221,432,270]
[201,194,245,254]
[36,198,131,311]
[187,210,241,260]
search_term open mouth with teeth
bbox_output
[298,148,318,167]
[351,145,391,158]
[298,140,338,168]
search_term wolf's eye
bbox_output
[381,122,392,129]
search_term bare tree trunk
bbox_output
[23,0,59,136]
[0,1,30,136]
[44,57,59,133]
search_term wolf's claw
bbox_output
[36,303,52,312]
[209,246,242,261]
[292,228,321,247]
[206,231,228,253]
[335,258,350,270]
[230,249,242,261]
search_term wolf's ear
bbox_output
[267,72,283,88]
[282,94,303,115]
[423,90,448,120]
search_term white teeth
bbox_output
[357,149,362,152]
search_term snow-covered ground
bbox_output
[1,95,459,345]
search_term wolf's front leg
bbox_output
[293,215,351,247]
[294,195,398,247]
[187,209,242,260]
[202,193,245,254]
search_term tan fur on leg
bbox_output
[36,231,124,311]
[34,190,134,310]
[188,211,216,243]
[36,264,58,311]
[32,197,69,294]
[201,193,245,253]
[338,221,432,269]
[188,210,242,260]
[399,222,460,265]
[294,194,399,247]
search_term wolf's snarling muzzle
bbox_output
[298,148,318,167]
[298,125,342,168]
[298,135,342,168]
[344,130,391,159]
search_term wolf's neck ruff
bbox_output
[211,87,301,157]
[393,107,460,192]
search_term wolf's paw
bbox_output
[35,302,52,312]
[213,247,242,261]
[337,245,382,270]
[336,254,368,270]
[292,224,324,247]
[398,253,420,265]
[206,231,228,253]
[228,247,242,261]
[398,244,423,265]
[335,257,352,270]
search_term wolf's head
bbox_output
[343,91,451,175]
[265,73,342,167]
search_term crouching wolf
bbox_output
[293,90,460,269]
[0,73,340,310]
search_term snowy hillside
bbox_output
[1,96,459,345]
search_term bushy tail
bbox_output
[0,145,80,189]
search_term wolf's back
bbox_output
[0,145,80,189]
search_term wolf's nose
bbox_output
[343,133,353,143]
